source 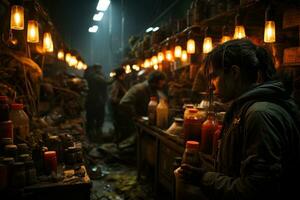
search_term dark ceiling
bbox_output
[38,0,186,74]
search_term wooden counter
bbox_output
[135,118,185,199]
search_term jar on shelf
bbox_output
[166,117,184,137]
[183,104,195,119]
[4,144,18,159]
[44,151,57,175]
[212,112,225,158]
[0,121,13,142]
[9,103,30,141]
[0,138,13,154]
[183,108,204,143]
[148,96,158,125]
[201,111,218,154]
[0,96,9,122]
[156,98,169,129]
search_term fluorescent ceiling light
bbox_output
[146,27,153,33]
[153,27,159,32]
[93,12,104,21]
[88,25,98,33]
[97,0,110,11]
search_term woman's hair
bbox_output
[204,39,277,83]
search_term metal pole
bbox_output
[121,0,124,58]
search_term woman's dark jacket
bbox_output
[201,81,300,200]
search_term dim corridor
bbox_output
[83,109,155,200]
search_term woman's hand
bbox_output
[177,164,206,186]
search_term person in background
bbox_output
[84,64,107,142]
[118,70,167,148]
[120,70,167,117]
[108,67,128,143]
[178,39,300,200]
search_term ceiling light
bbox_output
[152,27,159,32]
[97,0,110,11]
[88,25,98,33]
[146,27,153,33]
[93,12,104,21]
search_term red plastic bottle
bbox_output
[201,112,218,154]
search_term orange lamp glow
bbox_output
[151,56,158,66]
[158,52,164,63]
[264,21,276,43]
[27,20,39,43]
[174,45,182,58]
[233,25,246,39]
[166,50,173,61]
[57,50,64,60]
[221,36,231,44]
[203,37,213,54]
[181,50,188,62]
[187,39,195,54]
[43,32,53,52]
[10,5,24,30]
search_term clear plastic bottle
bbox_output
[148,96,158,125]
[156,98,169,129]
[9,103,30,140]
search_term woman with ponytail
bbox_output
[178,39,300,200]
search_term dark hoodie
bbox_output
[201,81,300,200]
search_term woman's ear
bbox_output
[231,65,241,80]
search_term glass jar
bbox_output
[0,121,13,142]
[183,108,204,142]
[65,146,77,166]
[44,151,57,175]
[166,117,184,137]
[148,96,158,125]
[9,103,30,140]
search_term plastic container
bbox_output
[4,144,18,159]
[0,138,13,153]
[201,112,218,154]
[0,121,13,142]
[166,117,184,136]
[148,96,158,125]
[181,141,201,167]
[183,104,195,119]
[156,99,169,129]
[9,103,30,140]
[212,112,225,158]
[175,141,207,200]
[0,96,9,122]
[44,151,57,175]
[183,109,204,142]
